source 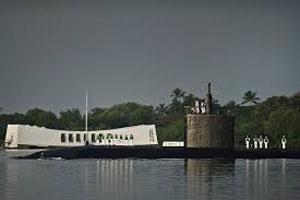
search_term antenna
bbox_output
[85,90,88,133]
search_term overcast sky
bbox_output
[0,0,299,113]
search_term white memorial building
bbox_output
[4,124,158,148]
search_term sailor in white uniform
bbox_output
[253,136,258,149]
[281,135,287,150]
[263,136,269,149]
[201,101,206,114]
[258,135,264,149]
[245,135,250,149]
[195,100,200,114]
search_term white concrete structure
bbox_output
[162,141,184,147]
[4,124,158,148]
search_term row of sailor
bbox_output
[245,135,287,149]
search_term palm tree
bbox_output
[155,104,168,115]
[171,88,186,103]
[242,91,260,105]
[170,88,186,114]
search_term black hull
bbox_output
[17,146,300,159]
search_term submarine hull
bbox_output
[18,146,300,159]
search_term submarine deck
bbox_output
[17,146,300,159]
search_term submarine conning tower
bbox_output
[185,83,234,149]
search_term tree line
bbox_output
[1,89,300,148]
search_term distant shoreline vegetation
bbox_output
[1,89,300,148]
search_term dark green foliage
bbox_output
[59,108,83,130]
[89,102,155,129]
[225,93,300,148]
[25,108,58,129]
[169,88,186,114]
[0,113,25,140]
[157,119,184,145]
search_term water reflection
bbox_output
[1,154,134,200]
[185,159,235,199]
[76,159,134,200]
[1,151,300,200]
[96,159,133,199]
[244,159,289,200]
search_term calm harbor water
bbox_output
[1,150,300,200]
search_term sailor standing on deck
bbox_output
[200,101,206,114]
[258,135,264,149]
[263,136,269,149]
[245,135,250,149]
[195,100,200,114]
[253,136,258,149]
[281,135,287,150]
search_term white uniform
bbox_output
[245,136,250,149]
[201,102,206,114]
[281,136,287,149]
[259,136,264,149]
[263,137,269,149]
[195,100,200,114]
[253,137,258,149]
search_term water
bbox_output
[1,150,300,200]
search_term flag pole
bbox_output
[85,90,88,134]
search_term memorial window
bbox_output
[61,133,66,143]
[68,134,74,143]
[91,133,96,143]
[76,134,81,142]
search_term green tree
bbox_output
[241,91,260,105]
[222,100,238,115]
[0,113,26,140]
[171,88,186,103]
[130,105,155,125]
[170,88,186,114]
[25,108,58,129]
[264,108,300,148]
[155,104,168,115]
[59,108,83,130]
[289,92,300,111]
[156,119,184,144]
[183,93,198,107]
[89,107,108,130]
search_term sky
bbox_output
[0,0,299,114]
